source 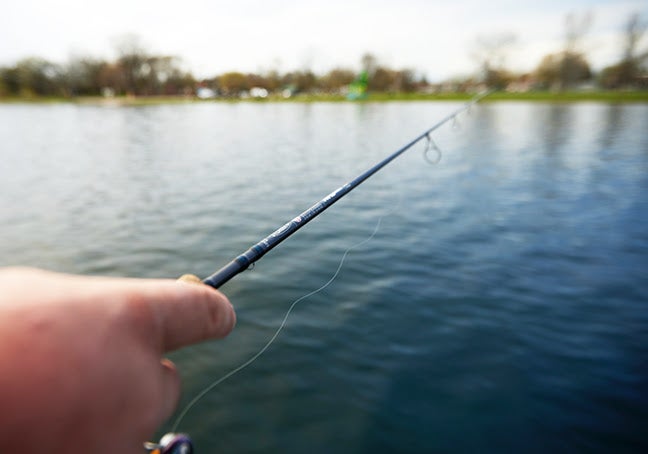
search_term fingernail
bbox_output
[178,274,202,284]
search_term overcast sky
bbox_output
[1,0,646,81]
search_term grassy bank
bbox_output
[481,90,648,103]
[293,90,648,103]
[1,90,648,105]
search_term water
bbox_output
[1,101,647,452]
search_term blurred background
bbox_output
[1,0,647,98]
[1,1,647,453]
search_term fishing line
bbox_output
[146,91,492,453]
[170,138,426,437]
[171,137,431,430]
[171,200,396,433]
[170,107,464,427]
[172,104,462,422]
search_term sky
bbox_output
[1,0,646,81]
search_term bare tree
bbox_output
[535,52,590,89]
[65,56,107,96]
[559,11,594,89]
[368,67,394,92]
[622,13,646,63]
[471,32,517,88]
[113,34,150,95]
[361,53,378,76]
[319,68,355,93]
[600,12,647,88]
[564,11,593,54]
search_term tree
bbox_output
[471,32,517,88]
[294,70,317,93]
[564,11,593,54]
[263,70,282,93]
[368,66,394,92]
[534,11,594,90]
[621,13,646,63]
[97,63,127,95]
[10,58,64,97]
[245,73,270,91]
[0,66,20,96]
[319,68,355,93]
[218,72,248,95]
[560,11,593,89]
[110,36,194,96]
[140,56,188,95]
[599,12,647,88]
[392,69,417,92]
[113,34,150,95]
[280,70,317,93]
[483,69,516,90]
[535,52,591,89]
[361,53,378,76]
[65,57,107,96]
[162,70,195,96]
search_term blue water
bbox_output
[1,101,647,452]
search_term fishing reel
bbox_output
[144,433,193,454]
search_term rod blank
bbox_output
[202,91,492,288]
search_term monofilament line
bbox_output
[171,214,386,432]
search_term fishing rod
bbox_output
[144,90,492,454]
[201,90,492,289]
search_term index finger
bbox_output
[0,268,236,352]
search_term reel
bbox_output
[144,433,193,454]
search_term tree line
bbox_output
[0,45,427,98]
[0,35,197,98]
[474,11,647,91]
[1,12,646,99]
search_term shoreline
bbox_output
[1,90,648,105]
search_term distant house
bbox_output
[249,87,269,98]
[507,74,535,92]
[196,87,216,99]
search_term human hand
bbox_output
[0,267,235,454]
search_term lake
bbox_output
[1,100,647,453]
